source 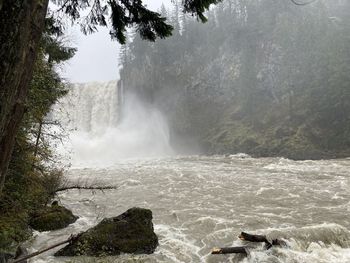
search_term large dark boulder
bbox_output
[55,207,158,257]
[29,203,78,232]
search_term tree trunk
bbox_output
[33,119,43,159]
[0,0,49,196]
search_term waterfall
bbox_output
[54,80,173,167]
[55,80,121,134]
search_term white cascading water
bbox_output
[54,80,173,166]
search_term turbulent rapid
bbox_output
[30,155,350,262]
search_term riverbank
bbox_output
[0,169,65,255]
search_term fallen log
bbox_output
[239,232,269,243]
[212,247,247,255]
[212,231,287,256]
[11,234,81,263]
[239,232,287,249]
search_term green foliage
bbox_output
[0,213,31,251]
[0,19,75,250]
[50,0,221,44]
[182,0,223,22]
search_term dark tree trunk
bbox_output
[33,119,43,159]
[0,0,49,196]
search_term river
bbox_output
[29,154,350,263]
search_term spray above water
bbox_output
[55,81,173,167]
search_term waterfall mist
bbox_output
[55,81,173,167]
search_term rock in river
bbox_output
[29,202,78,232]
[55,207,158,257]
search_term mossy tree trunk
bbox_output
[0,0,49,196]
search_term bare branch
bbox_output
[54,185,118,193]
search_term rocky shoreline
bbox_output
[3,207,157,262]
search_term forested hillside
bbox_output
[120,0,350,159]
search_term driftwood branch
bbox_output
[212,232,287,255]
[54,185,118,193]
[11,234,81,263]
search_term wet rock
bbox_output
[55,207,158,257]
[29,203,78,232]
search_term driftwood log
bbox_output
[240,231,286,249]
[212,247,247,255]
[211,232,287,255]
[239,232,269,243]
[11,234,81,263]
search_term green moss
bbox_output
[29,204,78,232]
[55,208,158,257]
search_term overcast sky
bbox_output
[62,0,172,83]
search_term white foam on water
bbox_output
[245,244,350,263]
[155,224,202,262]
[28,155,350,262]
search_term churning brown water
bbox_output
[30,155,350,262]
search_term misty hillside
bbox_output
[119,0,350,160]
